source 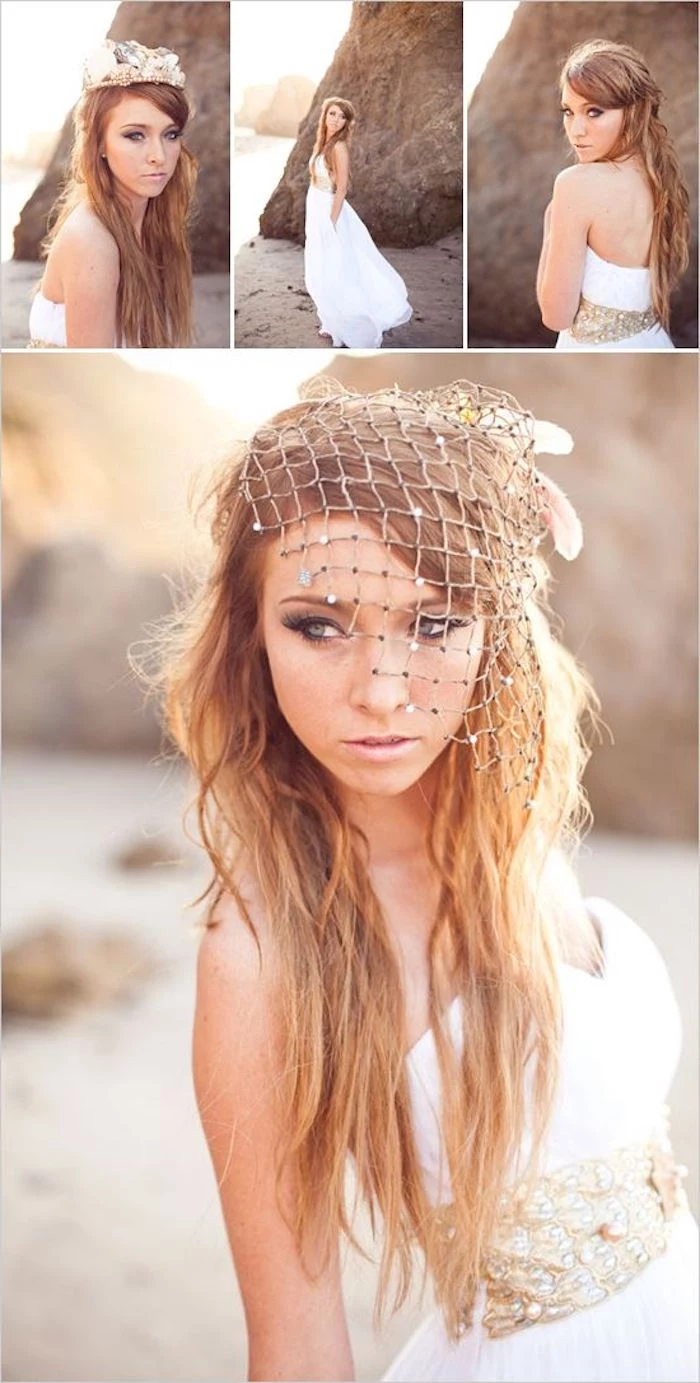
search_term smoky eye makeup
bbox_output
[280,610,476,647]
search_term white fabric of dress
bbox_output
[556,248,674,350]
[28,290,68,347]
[304,155,412,348]
[384,898,699,1383]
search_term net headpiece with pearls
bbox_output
[239,378,581,808]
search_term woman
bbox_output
[536,41,690,350]
[304,97,412,347]
[29,39,196,349]
[163,379,698,1382]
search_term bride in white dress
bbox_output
[537,40,690,350]
[304,97,412,348]
[181,379,697,1383]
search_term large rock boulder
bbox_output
[12,0,230,273]
[260,1,463,247]
[235,84,276,131]
[468,2,698,347]
[253,76,315,138]
[2,540,170,754]
[307,350,697,841]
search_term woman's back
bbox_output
[584,160,654,267]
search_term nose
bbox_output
[570,113,587,139]
[148,141,166,166]
[347,633,412,717]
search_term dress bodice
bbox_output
[28,290,67,348]
[311,154,335,192]
[578,246,653,311]
[405,898,681,1207]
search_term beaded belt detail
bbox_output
[435,1138,688,1340]
[570,296,658,345]
[27,340,65,350]
[480,1142,687,1338]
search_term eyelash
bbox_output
[123,130,182,142]
[561,107,603,119]
[281,613,473,645]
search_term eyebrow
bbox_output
[279,594,450,612]
[118,122,179,131]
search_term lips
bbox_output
[342,735,419,762]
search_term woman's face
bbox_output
[101,94,182,202]
[325,104,347,138]
[561,82,625,161]
[261,515,484,801]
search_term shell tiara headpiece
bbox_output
[83,40,186,92]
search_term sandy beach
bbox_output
[234,230,463,349]
[1,260,231,349]
[3,749,697,1382]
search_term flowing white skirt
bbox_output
[304,184,412,348]
[383,1211,699,1383]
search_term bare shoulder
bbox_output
[54,203,120,272]
[554,162,613,203]
[197,872,278,986]
[331,141,349,167]
[193,875,283,1080]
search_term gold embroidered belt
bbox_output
[27,340,65,350]
[570,296,658,345]
[436,1137,688,1340]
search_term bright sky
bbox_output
[465,0,518,102]
[232,1,352,106]
[1,1,118,158]
[124,350,338,429]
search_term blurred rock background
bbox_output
[260,1,463,247]
[2,351,697,1382]
[468,1,698,347]
[13,0,230,273]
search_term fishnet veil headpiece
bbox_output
[239,378,581,808]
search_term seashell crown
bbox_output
[83,39,186,92]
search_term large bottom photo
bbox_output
[2,348,698,1383]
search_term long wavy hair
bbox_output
[159,386,599,1340]
[309,95,355,181]
[560,40,690,332]
[43,82,197,347]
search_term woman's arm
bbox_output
[330,143,349,226]
[60,218,120,348]
[535,200,553,304]
[192,892,355,1382]
[536,166,592,333]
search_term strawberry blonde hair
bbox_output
[159,389,599,1339]
[309,95,356,179]
[561,40,690,332]
[43,82,197,346]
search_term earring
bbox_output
[100,154,107,162]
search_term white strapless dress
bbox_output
[384,898,698,1382]
[304,155,412,348]
[556,248,674,350]
[28,290,67,348]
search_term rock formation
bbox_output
[235,84,276,131]
[260,1,463,247]
[248,76,315,138]
[12,0,230,272]
[468,2,698,347]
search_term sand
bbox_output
[2,750,697,1382]
[0,260,231,349]
[234,230,463,349]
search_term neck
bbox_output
[115,186,149,238]
[341,766,439,872]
